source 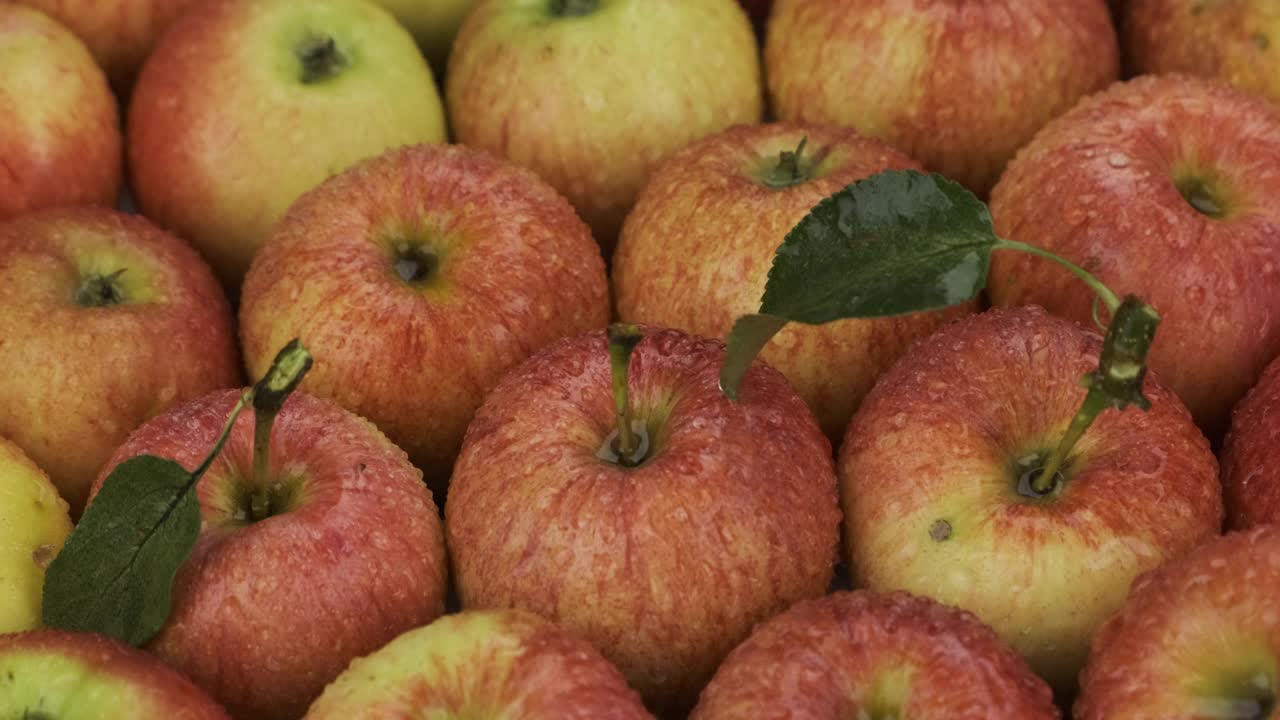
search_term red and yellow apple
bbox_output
[446,326,841,714]
[447,0,762,251]
[840,306,1221,693]
[613,122,973,440]
[1221,354,1280,530]
[0,437,72,633]
[0,208,240,515]
[1076,525,1280,719]
[0,3,120,221]
[305,610,654,719]
[240,144,609,488]
[89,389,450,720]
[1125,0,1280,104]
[765,0,1118,196]
[0,630,231,719]
[691,591,1059,719]
[129,0,448,288]
[989,74,1280,439]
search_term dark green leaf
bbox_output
[760,170,997,322]
[42,455,201,646]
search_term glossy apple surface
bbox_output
[448,0,762,251]
[371,0,472,70]
[840,306,1221,693]
[614,122,973,440]
[989,74,1280,439]
[1221,354,1280,530]
[0,437,71,633]
[305,610,653,719]
[240,144,609,489]
[0,4,120,221]
[1076,525,1280,719]
[0,208,240,515]
[766,0,1117,196]
[89,390,449,720]
[1125,0,1280,104]
[446,327,841,714]
[691,591,1059,719]
[13,0,199,90]
[0,630,230,719]
[129,0,448,288]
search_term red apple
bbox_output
[1124,0,1280,104]
[989,74,1280,439]
[88,389,450,720]
[1076,525,1280,719]
[12,0,199,91]
[447,0,762,251]
[0,207,240,515]
[129,0,448,288]
[445,326,841,714]
[0,4,120,221]
[1221,354,1280,530]
[0,630,230,719]
[305,609,654,719]
[840,306,1221,693]
[690,591,1059,719]
[240,144,609,489]
[765,0,1118,196]
[613,122,974,440]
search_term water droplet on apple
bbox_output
[1106,152,1131,168]
[1185,285,1206,303]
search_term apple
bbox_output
[0,630,230,719]
[1221,354,1280,530]
[0,4,120,222]
[765,0,1118,197]
[12,0,199,91]
[128,0,449,289]
[87,388,449,720]
[839,305,1221,694]
[447,0,762,252]
[240,143,609,489]
[0,207,240,515]
[1124,0,1280,105]
[1075,525,1280,719]
[445,325,841,714]
[988,74,1280,439]
[690,591,1059,719]
[370,0,473,72]
[305,609,654,719]
[0,437,72,634]
[613,122,974,440]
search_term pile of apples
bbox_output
[3,0,1280,718]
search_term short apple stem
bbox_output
[763,137,810,189]
[247,340,313,520]
[607,324,644,467]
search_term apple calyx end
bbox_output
[1175,175,1227,220]
[549,0,601,18]
[392,242,441,290]
[73,268,129,308]
[297,34,347,85]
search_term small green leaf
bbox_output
[41,456,201,645]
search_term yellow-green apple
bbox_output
[370,0,473,71]
[613,123,974,440]
[128,0,448,289]
[0,208,240,515]
[1076,525,1280,719]
[0,630,231,719]
[1125,0,1280,104]
[305,609,654,719]
[447,0,762,251]
[0,4,120,221]
[839,306,1221,693]
[765,0,1118,196]
[87,389,449,720]
[240,144,609,489]
[988,74,1280,439]
[0,437,71,633]
[1221,354,1280,530]
[12,0,199,91]
[446,326,841,714]
[691,591,1059,719]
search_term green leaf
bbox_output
[41,456,202,646]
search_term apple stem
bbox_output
[764,137,810,189]
[1033,391,1104,494]
[607,324,644,467]
[996,238,1121,317]
[246,340,313,520]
